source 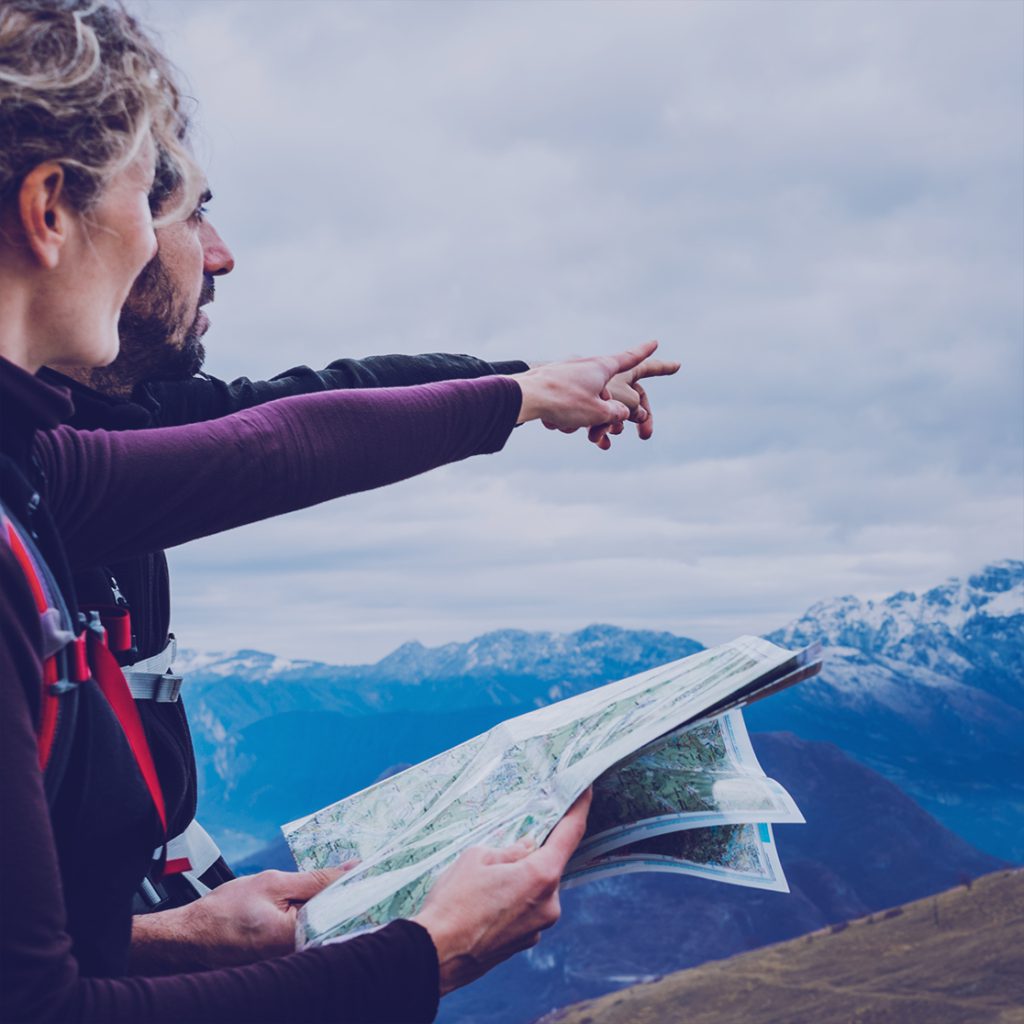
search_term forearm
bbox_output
[315,353,529,389]
[129,907,207,975]
[39,375,521,569]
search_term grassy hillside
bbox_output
[542,869,1024,1024]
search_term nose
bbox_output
[201,220,235,276]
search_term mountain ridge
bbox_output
[180,559,1021,698]
[181,559,1023,861]
[540,868,1024,1024]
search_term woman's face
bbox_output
[42,137,159,369]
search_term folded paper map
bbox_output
[283,635,822,947]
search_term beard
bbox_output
[84,254,211,397]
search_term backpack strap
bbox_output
[0,503,82,799]
[84,610,168,838]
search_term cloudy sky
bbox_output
[136,0,1023,665]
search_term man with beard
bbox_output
[41,154,678,971]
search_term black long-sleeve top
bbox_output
[0,357,521,1022]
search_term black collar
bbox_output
[0,358,74,469]
[36,369,155,431]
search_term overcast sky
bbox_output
[136,0,1023,665]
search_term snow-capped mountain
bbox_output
[175,648,322,682]
[776,560,1022,655]
[747,560,1023,860]
[181,623,703,738]
[367,624,702,686]
[770,559,1022,703]
[738,560,1023,726]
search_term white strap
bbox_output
[123,636,181,702]
[125,634,177,676]
[124,672,182,702]
[162,820,222,895]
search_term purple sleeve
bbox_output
[0,545,440,1024]
[34,376,521,570]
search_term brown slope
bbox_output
[541,869,1024,1024]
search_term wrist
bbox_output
[411,909,466,995]
[507,369,546,425]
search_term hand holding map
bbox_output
[412,790,592,995]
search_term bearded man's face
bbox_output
[65,191,234,396]
[116,245,212,383]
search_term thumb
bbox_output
[610,339,659,376]
[534,789,593,871]
[281,866,350,904]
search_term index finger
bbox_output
[534,789,593,871]
[633,358,680,380]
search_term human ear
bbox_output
[18,162,71,270]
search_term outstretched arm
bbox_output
[41,375,522,570]
[140,352,531,425]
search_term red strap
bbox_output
[4,519,61,769]
[4,521,46,610]
[94,606,133,654]
[88,629,167,837]
[69,635,89,683]
[164,858,193,876]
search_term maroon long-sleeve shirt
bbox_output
[0,358,521,1022]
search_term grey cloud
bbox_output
[137,0,1022,662]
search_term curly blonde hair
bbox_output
[0,0,199,223]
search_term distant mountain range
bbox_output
[179,623,703,719]
[180,626,703,858]
[181,559,1022,862]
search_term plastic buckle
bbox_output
[155,674,183,703]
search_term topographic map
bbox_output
[284,636,821,947]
